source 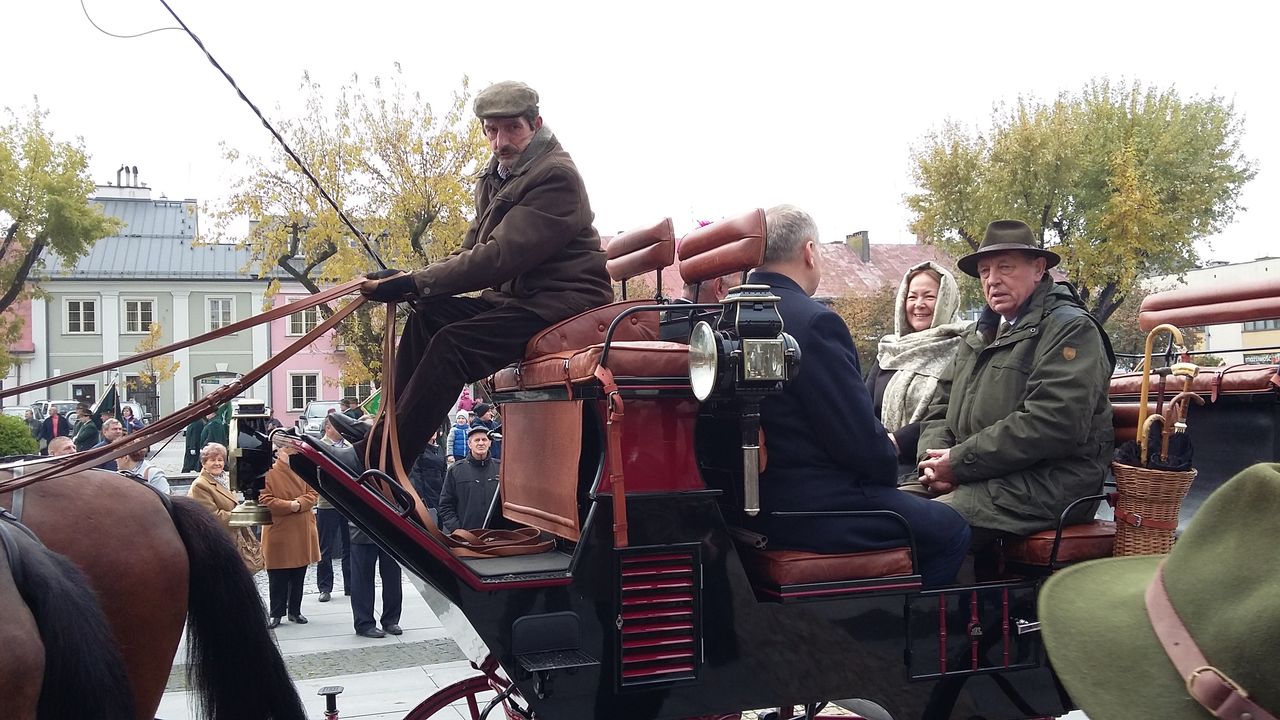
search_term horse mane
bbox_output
[0,520,136,720]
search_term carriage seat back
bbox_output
[736,545,918,601]
[517,218,676,360]
[1138,276,1280,330]
[677,209,767,287]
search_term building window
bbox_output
[288,306,319,336]
[342,381,377,403]
[65,298,98,334]
[123,298,155,334]
[289,373,319,411]
[208,297,233,331]
[1243,319,1280,332]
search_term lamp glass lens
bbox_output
[689,321,718,401]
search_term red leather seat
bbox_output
[738,546,914,585]
[1001,521,1116,566]
[492,341,690,392]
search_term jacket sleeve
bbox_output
[259,476,297,517]
[296,485,318,513]
[411,166,585,297]
[438,468,460,533]
[798,312,898,483]
[916,358,958,458]
[188,481,231,524]
[950,315,1110,483]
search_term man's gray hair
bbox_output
[764,204,819,264]
[102,418,123,432]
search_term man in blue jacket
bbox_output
[743,205,969,587]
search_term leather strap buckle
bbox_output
[1186,665,1248,699]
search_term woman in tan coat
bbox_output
[260,460,320,627]
[187,443,237,536]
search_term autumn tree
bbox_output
[832,285,897,370]
[907,79,1254,324]
[125,322,181,416]
[211,71,488,384]
[0,105,120,374]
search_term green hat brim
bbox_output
[1039,556,1208,719]
[956,245,1061,278]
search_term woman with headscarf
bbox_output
[865,260,968,464]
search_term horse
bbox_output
[1,468,307,720]
[0,509,135,720]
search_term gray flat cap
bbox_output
[474,81,540,119]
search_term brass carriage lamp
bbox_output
[688,284,801,516]
[227,399,274,527]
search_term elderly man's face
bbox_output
[976,251,1046,320]
[102,421,124,441]
[484,116,541,170]
[467,433,491,460]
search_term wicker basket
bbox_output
[1110,461,1196,556]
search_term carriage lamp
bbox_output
[688,285,801,516]
[228,399,274,527]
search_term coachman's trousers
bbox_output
[380,296,548,470]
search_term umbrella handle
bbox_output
[1140,414,1166,468]
[1137,324,1184,438]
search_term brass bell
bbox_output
[228,499,273,527]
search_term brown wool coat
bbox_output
[187,472,238,537]
[259,461,320,570]
[411,127,614,324]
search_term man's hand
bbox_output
[917,448,956,495]
[361,269,416,303]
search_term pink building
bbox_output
[268,292,372,426]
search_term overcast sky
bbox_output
[3,1,1275,264]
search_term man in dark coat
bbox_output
[742,205,970,588]
[182,415,206,472]
[438,426,500,534]
[359,80,613,472]
[348,519,402,638]
[915,220,1115,546]
[408,430,447,521]
[470,402,501,459]
[37,408,72,450]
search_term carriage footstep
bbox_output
[831,698,895,720]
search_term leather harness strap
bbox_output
[1145,563,1276,720]
[1114,508,1179,531]
[0,290,367,494]
[594,365,629,549]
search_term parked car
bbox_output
[2,405,32,420]
[295,401,342,437]
[30,400,81,422]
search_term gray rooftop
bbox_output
[41,197,264,281]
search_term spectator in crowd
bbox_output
[340,398,362,419]
[92,419,125,471]
[348,518,403,638]
[120,405,144,433]
[409,430,447,523]
[446,411,470,465]
[23,409,39,438]
[456,386,475,413]
[182,414,206,473]
[470,403,501,459]
[438,426,500,534]
[72,404,100,452]
[118,446,171,494]
[47,436,76,456]
[37,407,72,450]
[187,442,236,536]
[201,405,230,448]
[261,455,321,628]
[316,416,352,602]
[864,261,967,468]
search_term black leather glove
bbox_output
[361,269,417,303]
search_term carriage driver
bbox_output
[913,220,1115,556]
[355,81,613,472]
[742,205,970,588]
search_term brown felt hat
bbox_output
[1039,463,1280,719]
[473,81,540,119]
[956,219,1061,278]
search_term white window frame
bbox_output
[343,381,377,403]
[122,296,157,334]
[207,296,235,332]
[63,296,99,335]
[288,372,320,411]
[287,306,319,336]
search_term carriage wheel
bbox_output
[403,660,530,720]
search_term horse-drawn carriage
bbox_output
[3,209,1279,720]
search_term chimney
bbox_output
[117,165,124,186]
[131,166,139,186]
[846,230,871,263]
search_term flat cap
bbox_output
[466,424,492,438]
[474,81,539,119]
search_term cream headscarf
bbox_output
[876,261,969,431]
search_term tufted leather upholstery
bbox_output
[1001,521,1117,566]
[1110,364,1279,403]
[738,546,914,586]
[523,300,661,358]
[1138,276,1280,331]
[606,217,675,282]
[492,341,691,392]
[677,209,767,285]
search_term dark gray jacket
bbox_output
[438,454,500,533]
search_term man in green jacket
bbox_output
[357,81,613,472]
[914,220,1115,547]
